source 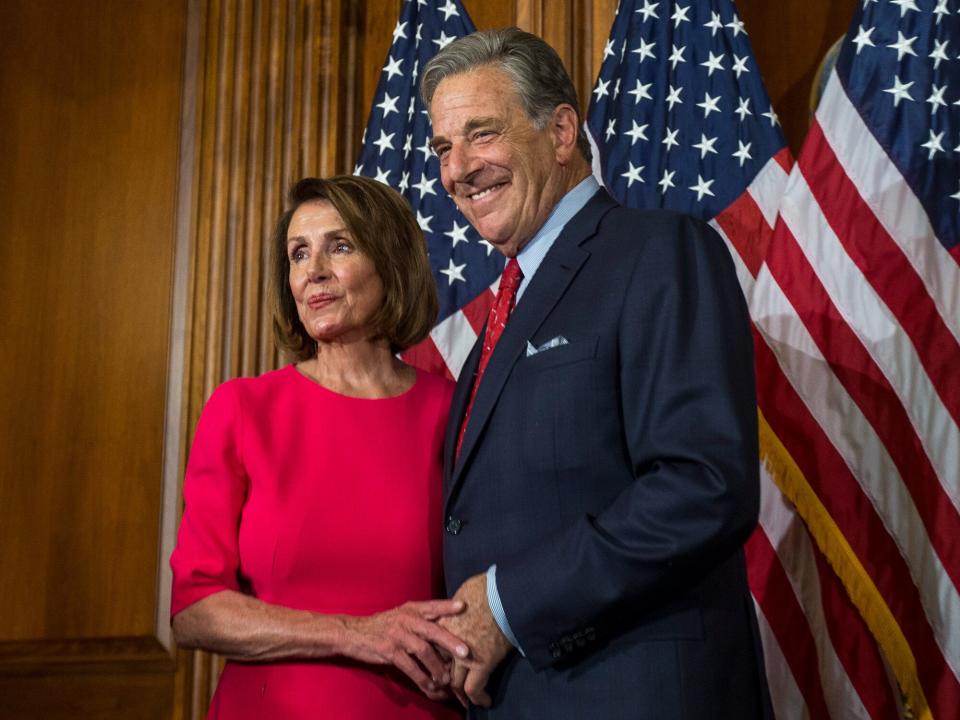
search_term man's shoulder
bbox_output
[587,202,722,258]
[603,202,711,234]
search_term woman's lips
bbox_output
[307,293,338,309]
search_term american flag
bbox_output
[354,0,504,379]
[751,0,960,717]
[586,0,785,222]
[586,1,925,718]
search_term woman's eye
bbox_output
[290,248,306,262]
[333,241,352,254]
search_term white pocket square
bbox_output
[526,335,569,357]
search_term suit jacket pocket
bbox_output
[520,335,598,372]
[518,335,601,474]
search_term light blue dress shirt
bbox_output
[484,175,601,652]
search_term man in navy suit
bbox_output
[422,28,772,719]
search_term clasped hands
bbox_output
[344,573,512,707]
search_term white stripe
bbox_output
[753,598,811,720]
[779,170,960,509]
[817,70,960,345]
[709,219,755,301]
[431,311,477,380]
[711,157,788,305]
[759,468,872,720]
[751,265,960,680]
[747,153,790,229]
[585,122,607,190]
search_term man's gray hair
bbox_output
[420,27,592,163]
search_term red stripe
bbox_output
[754,331,960,715]
[801,120,960,428]
[461,288,495,335]
[400,337,454,380]
[715,191,772,278]
[765,220,960,589]
[812,543,900,720]
[774,147,793,174]
[746,528,831,719]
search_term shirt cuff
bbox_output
[486,564,525,655]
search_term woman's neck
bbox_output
[297,338,414,399]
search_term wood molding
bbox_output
[0,637,174,676]
[166,1,364,715]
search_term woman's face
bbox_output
[286,199,384,345]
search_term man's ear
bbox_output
[550,103,581,165]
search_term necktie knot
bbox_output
[500,257,523,295]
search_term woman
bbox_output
[170,176,464,718]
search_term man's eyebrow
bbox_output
[429,117,501,150]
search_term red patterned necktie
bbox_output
[456,258,524,459]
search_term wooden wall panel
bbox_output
[175,0,362,437]
[359,2,400,142]
[0,0,183,642]
[737,0,857,153]
[0,673,173,720]
[468,0,514,31]
[0,0,185,715]
[168,0,371,714]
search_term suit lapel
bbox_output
[444,190,617,512]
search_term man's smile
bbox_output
[464,182,509,209]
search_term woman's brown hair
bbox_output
[270,176,438,361]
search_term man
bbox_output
[422,28,772,719]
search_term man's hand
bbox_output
[439,573,513,708]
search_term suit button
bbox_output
[445,516,462,535]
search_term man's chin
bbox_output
[460,218,520,256]
[490,239,524,258]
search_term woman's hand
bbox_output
[341,599,469,701]
[172,591,469,701]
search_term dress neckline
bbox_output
[287,364,420,401]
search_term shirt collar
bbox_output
[515,175,600,300]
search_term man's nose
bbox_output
[445,142,482,183]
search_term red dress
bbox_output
[170,365,460,719]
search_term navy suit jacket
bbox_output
[442,190,773,719]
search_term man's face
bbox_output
[429,65,563,258]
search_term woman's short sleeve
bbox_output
[169,382,247,617]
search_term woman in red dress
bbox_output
[170,176,465,719]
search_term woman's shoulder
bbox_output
[413,367,456,399]
[207,365,299,407]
